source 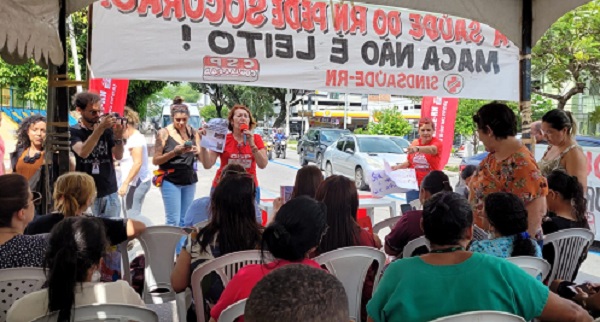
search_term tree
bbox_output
[0,59,47,108]
[590,106,600,134]
[532,0,600,109]
[366,108,411,136]
[455,99,487,153]
[268,88,300,128]
[200,104,219,121]
[126,80,168,118]
[190,83,229,117]
[157,83,200,103]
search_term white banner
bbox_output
[92,0,519,100]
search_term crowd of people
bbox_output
[0,93,599,322]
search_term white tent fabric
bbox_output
[0,0,96,66]
[354,0,591,50]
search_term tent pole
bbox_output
[520,0,533,151]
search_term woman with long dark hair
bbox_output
[7,217,144,322]
[211,196,327,320]
[171,174,263,293]
[470,192,541,258]
[273,165,323,213]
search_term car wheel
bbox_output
[325,162,333,177]
[299,150,308,166]
[316,153,323,170]
[355,167,368,190]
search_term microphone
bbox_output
[240,124,249,145]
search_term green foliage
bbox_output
[531,94,554,121]
[365,108,411,136]
[157,83,200,103]
[0,59,47,108]
[590,106,600,134]
[126,80,168,119]
[200,104,219,121]
[353,127,367,134]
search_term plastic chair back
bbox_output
[544,228,594,282]
[30,303,159,322]
[191,250,263,322]
[402,236,430,258]
[136,226,186,303]
[117,241,131,285]
[218,299,247,322]
[373,216,401,236]
[429,310,525,321]
[506,256,551,281]
[0,267,46,321]
[313,246,385,322]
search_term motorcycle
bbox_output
[266,139,274,160]
[275,139,287,159]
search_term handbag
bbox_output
[152,169,174,187]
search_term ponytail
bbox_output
[511,231,538,257]
[421,171,453,195]
[46,246,79,321]
[565,111,578,136]
[547,170,588,226]
[53,172,95,217]
[262,223,299,261]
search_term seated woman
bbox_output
[470,192,542,258]
[273,165,323,213]
[25,172,146,246]
[210,196,328,321]
[0,174,47,269]
[367,192,590,322]
[171,174,263,315]
[7,217,144,322]
[543,169,590,281]
[384,170,452,257]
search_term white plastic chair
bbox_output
[402,236,430,258]
[194,220,209,229]
[30,303,159,322]
[430,310,525,321]
[191,250,263,322]
[136,226,186,321]
[117,241,131,285]
[313,246,385,322]
[506,256,551,281]
[0,267,46,322]
[373,216,401,236]
[543,228,594,282]
[218,299,247,322]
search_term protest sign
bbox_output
[201,118,229,153]
[280,186,294,203]
[369,160,419,197]
[88,78,129,115]
[92,1,519,100]
[421,96,459,168]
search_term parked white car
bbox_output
[323,135,407,190]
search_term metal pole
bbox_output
[520,0,533,151]
[344,93,349,129]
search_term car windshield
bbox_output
[389,137,409,149]
[321,130,350,143]
[357,137,404,154]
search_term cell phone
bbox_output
[400,203,414,214]
[184,140,193,148]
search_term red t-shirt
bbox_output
[213,133,265,187]
[210,258,322,320]
[407,137,443,186]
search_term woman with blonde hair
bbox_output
[118,107,152,217]
[25,172,146,246]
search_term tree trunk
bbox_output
[533,83,585,110]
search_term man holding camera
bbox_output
[70,92,125,218]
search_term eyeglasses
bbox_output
[88,110,103,116]
[32,191,42,206]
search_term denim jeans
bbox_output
[405,189,420,204]
[161,180,196,227]
[92,192,121,218]
[125,180,151,218]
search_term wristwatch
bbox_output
[416,146,420,152]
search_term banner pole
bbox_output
[520,0,533,151]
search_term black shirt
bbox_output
[160,133,198,186]
[70,124,118,197]
[25,213,128,246]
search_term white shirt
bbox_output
[7,280,145,322]
[120,131,152,186]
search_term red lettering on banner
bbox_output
[388,11,402,38]
[285,0,301,32]
[138,0,162,16]
[454,19,468,43]
[205,0,225,25]
[468,21,484,44]
[431,76,439,90]
[311,2,328,32]
[185,0,205,21]
[100,0,111,8]
[333,4,349,33]
[408,13,424,40]
[271,0,285,29]
[337,70,348,86]
[588,152,593,176]
[423,15,440,41]
[349,6,368,35]
[372,9,387,37]
[224,0,246,27]
[439,16,454,42]
[112,0,137,13]
[595,153,600,179]
[163,0,184,20]
[355,71,364,87]
[365,71,375,87]
[326,70,336,86]
[300,1,314,32]
[494,30,510,48]
[246,0,267,27]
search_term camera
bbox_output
[110,112,127,126]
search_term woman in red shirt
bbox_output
[210,196,328,321]
[199,105,268,205]
[393,117,443,204]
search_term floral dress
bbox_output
[468,146,548,230]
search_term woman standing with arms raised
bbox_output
[392,117,443,204]
[153,98,201,227]
[199,104,268,205]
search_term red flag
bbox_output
[88,78,129,116]
[421,97,459,167]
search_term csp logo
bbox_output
[443,74,464,95]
